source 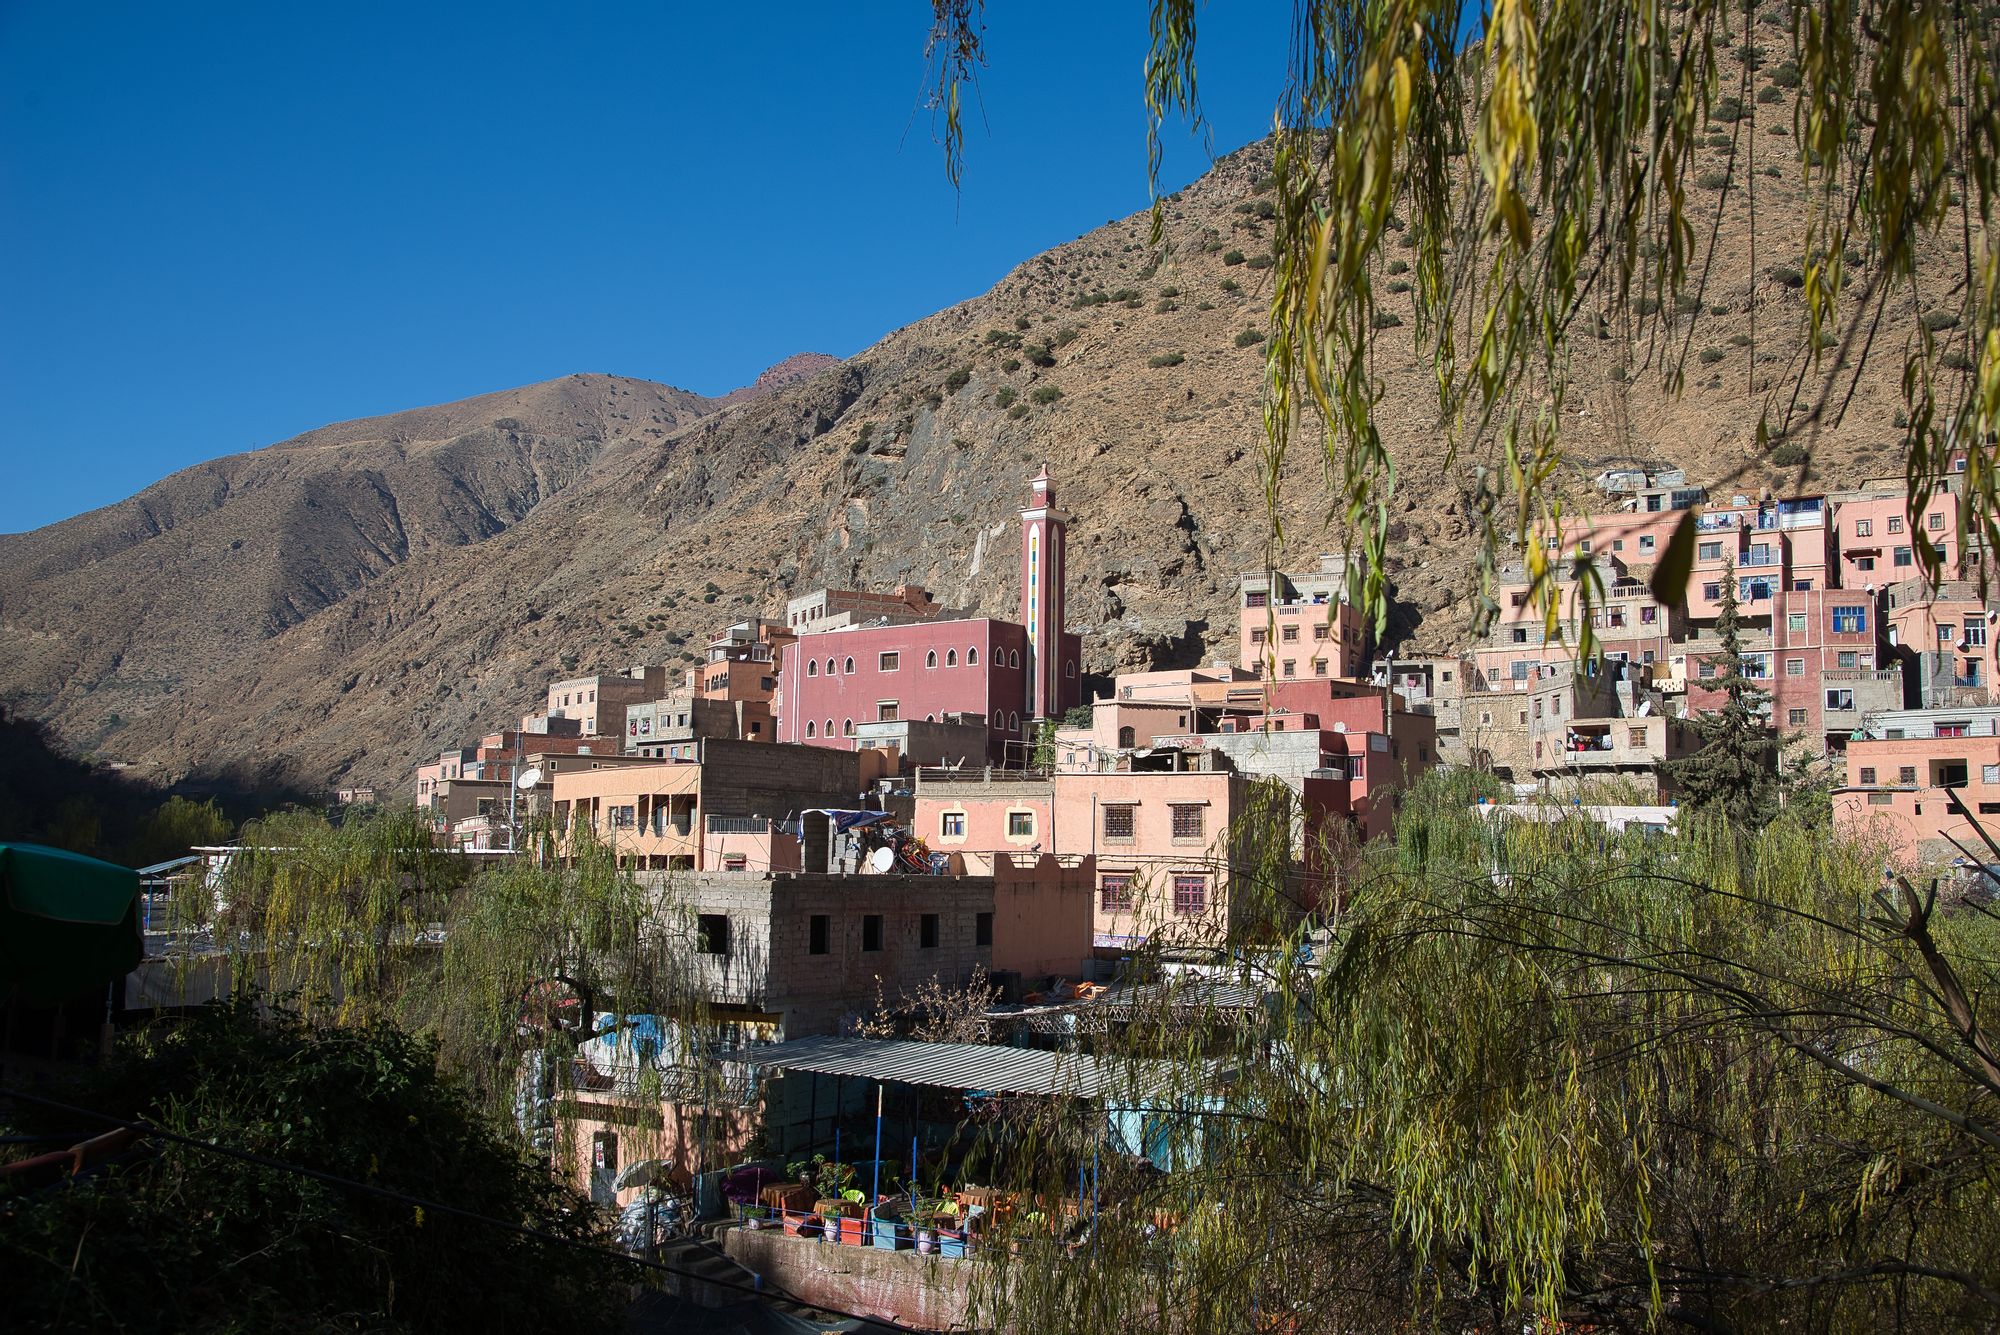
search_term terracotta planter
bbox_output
[838,1216,869,1246]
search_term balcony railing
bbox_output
[706,815,770,835]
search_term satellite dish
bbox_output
[516,766,544,790]
[869,846,896,874]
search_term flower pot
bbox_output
[914,1227,935,1254]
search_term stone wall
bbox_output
[724,1227,976,1332]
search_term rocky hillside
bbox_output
[1,53,1965,794]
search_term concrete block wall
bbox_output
[699,738,863,818]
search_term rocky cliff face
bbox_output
[0,111,1938,794]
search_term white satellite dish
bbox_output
[869,846,896,874]
[516,766,544,790]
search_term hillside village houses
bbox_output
[405,457,2000,1081]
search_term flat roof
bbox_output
[739,1036,1201,1101]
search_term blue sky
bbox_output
[0,2,1292,534]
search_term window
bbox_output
[825,659,836,676]
[1170,804,1205,840]
[1888,515,1905,533]
[1281,625,1298,642]
[1641,606,1658,624]
[1245,590,1268,609]
[1702,582,1721,601]
[805,720,817,737]
[807,660,818,677]
[1936,722,1970,738]
[722,854,747,871]
[1853,518,1873,537]
[1929,511,1946,531]
[1984,764,2000,785]
[1612,538,1625,552]
[1313,625,1329,641]
[609,805,636,829]
[1899,766,1918,785]
[1939,623,1958,645]
[1970,621,1989,647]
[825,718,834,737]
[1788,708,1808,726]
[1894,546,1914,567]
[1511,628,1528,644]
[1008,712,1020,731]
[878,701,898,722]
[1698,540,1723,560]
[1172,876,1207,915]
[878,651,898,671]
[925,650,937,668]
[809,914,829,955]
[1009,650,1020,668]
[1639,535,1656,551]
[1698,661,1718,679]
[992,710,1003,728]
[861,914,883,952]
[940,811,965,838]
[1628,726,1647,747]
[696,914,730,955]
[1788,613,1808,633]
[843,657,855,674]
[1313,659,1328,677]
[1007,810,1035,838]
[1824,689,1854,710]
[1282,660,1297,678]
[1868,792,1894,805]
[1859,767,1878,785]
[1103,805,1135,840]
[920,913,939,949]
[946,649,958,666]
[1100,874,1133,912]
[1853,556,1876,572]
[975,912,993,946]
[842,718,854,736]
[1743,653,1770,679]
[1831,606,1869,633]
[1250,628,1267,645]
[1786,657,1806,677]
[1836,651,1859,669]
[1066,661,1076,678]
[1511,661,1530,681]
[968,647,979,665]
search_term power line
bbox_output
[0,1084,895,1331]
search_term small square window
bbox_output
[1100,875,1133,912]
[1859,767,1878,785]
[1281,625,1298,642]
[1888,516,1905,534]
[1929,512,1946,531]
[1853,518,1873,537]
[879,652,900,671]
[697,914,730,955]
[920,913,939,949]
[1786,658,1805,676]
[1787,708,1808,726]
[1103,805,1135,840]
[809,914,830,955]
[862,914,883,952]
[1899,766,1918,785]
[941,811,966,837]
[1172,876,1206,915]
[1170,804,1204,840]
[1007,810,1035,838]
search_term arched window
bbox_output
[844,657,856,675]
[1009,650,1020,668]
[968,647,979,666]
[1065,660,1076,678]
[925,650,937,668]
[805,720,817,738]
[825,718,834,738]
[825,658,836,676]
[925,713,936,722]
[946,649,958,667]
[842,718,855,737]
[1009,712,1020,731]
[1118,725,1136,748]
[992,710,1003,728]
[806,661,818,677]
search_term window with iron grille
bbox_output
[1102,805,1135,840]
[1900,766,1918,784]
[1100,875,1133,912]
[1172,876,1207,915]
[1170,804,1204,840]
[1859,767,1878,785]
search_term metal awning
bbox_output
[739,1036,1199,1101]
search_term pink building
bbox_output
[1833,706,2000,865]
[1830,487,1961,591]
[1238,554,1369,681]
[776,468,1082,762]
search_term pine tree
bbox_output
[1667,557,1779,826]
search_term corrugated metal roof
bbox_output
[739,1036,1196,1101]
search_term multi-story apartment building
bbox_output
[1237,553,1371,681]
[545,665,670,740]
[776,469,1082,762]
[782,584,946,636]
[1833,706,2000,864]
[1885,578,1998,710]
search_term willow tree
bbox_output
[965,773,2000,1331]
[924,0,2000,636]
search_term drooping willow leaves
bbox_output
[924,0,2000,646]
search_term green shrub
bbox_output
[1234,328,1265,347]
[1159,285,1179,298]
[1001,357,1021,373]
[1757,84,1784,104]
[1942,350,1976,370]
[1770,60,1801,87]
[1196,300,1215,311]
[1923,310,1961,332]
[944,366,972,393]
[1223,249,1246,266]
[1893,408,1910,427]
[994,386,1018,409]
[1220,278,1241,293]
[1030,385,1065,405]
[1771,442,1809,466]
[1728,332,1753,346]
[1699,346,1725,364]
[1007,402,1031,420]
[1156,298,1179,313]
[1148,351,1186,368]
[1110,287,1140,302]
[1713,96,1745,123]
[1770,265,1804,288]
[985,329,1022,348]
[1609,365,1629,383]
[1246,253,1274,270]
[1697,169,1732,190]
[1024,342,1055,367]
[1387,259,1410,275]
[1372,311,1404,329]
[1054,325,1080,347]
[1014,315,1032,331]
[1636,296,1662,315]
[1675,293,1705,314]
[1387,279,1413,294]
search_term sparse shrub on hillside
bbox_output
[1196,300,1215,310]
[1609,365,1628,383]
[1247,253,1274,270]
[1159,285,1179,298]
[1728,333,1753,346]
[1893,408,1910,427]
[1251,173,1277,194]
[1757,84,1783,104]
[1014,316,1031,331]
[1697,169,1732,190]
[1024,341,1055,367]
[1007,402,1030,420]
[1923,311,1961,331]
[1713,96,1745,123]
[1235,328,1265,348]
[1030,385,1064,405]
[1942,350,1976,370]
[1770,58,1801,87]
[1001,357,1021,373]
[1387,280,1413,294]
[1636,296,1662,314]
[994,386,1017,409]
[856,422,875,446]
[1219,278,1241,293]
[944,366,972,393]
[1222,249,1246,266]
[1054,326,1079,347]
[1771,443,1809,466]
[1110,287,1140,303]
[985,329,1022,348]
[1736,43,1765,66]
[1073,291,1111,308]
[1387,259,1410,274]
[1699,346,1725,364]
[1148,352,1186,368]
[1372,311,1403,329]
[1675,294,1704,314]
[1156,299,1179,313]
